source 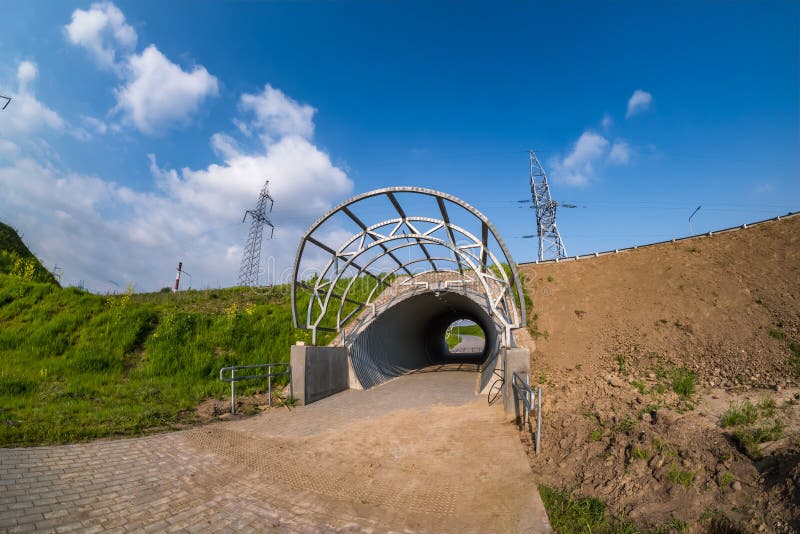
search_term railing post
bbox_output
[536,386,542,454]
[230,368,236,415]
[268,371,273,408]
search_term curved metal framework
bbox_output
[291,187,526,346]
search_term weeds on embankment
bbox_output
[0,274,328,446]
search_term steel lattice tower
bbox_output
[529,149,567,261]
[238,180,275,286]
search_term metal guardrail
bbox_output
[519,211,799,266]
[219,363,292,415]
[512,372,542,454]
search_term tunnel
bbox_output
[348,289,501,389]
[291,187,526,393]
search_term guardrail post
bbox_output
[230,368,236,415]
[536,386,542,454]
[268,371,273,408]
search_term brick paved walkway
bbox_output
[1,370,551,533]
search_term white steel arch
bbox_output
[291,187,526,345]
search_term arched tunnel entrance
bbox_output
[291,187,526,396]
[349,289,501,389]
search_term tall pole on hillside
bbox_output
[238,179,275,287]
[529,149,567,261]
[173,262,183,292]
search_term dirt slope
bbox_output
[517,215,800,533]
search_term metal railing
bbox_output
[512,372,542,454]
[219,363,292,415]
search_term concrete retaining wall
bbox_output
[290,345,349,405]
[502,347,531,421]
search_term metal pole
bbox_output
[268,372,272,408]
[230,369,236,415]
[173,261,182,292]
[536,386,542,454]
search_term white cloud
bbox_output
[550,131,609,187]
[601,113,612,130]
[17,61,38,90]
[81,115,108,135]
[609,141,632,165]
[64,3,218,134]
[0,140,20,159]
[64,1,137,71]
[113,45,219,134]
[626,89,653,118]
[0,84,352,292]
[0,61,65,138]
[240,84,316,140]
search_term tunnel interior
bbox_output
[348,290,501,390]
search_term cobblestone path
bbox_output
[1,370,550,533]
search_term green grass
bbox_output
[615,354,628,376]
[670,367,696,398]
[0,274,335,446]
[721,401,759,428]
[667,465,696,487]
[538,485,642,534]
[718,472,735,487]
[757,396,776,418]
[732,421,784,459]
[456,324,485,338]
[0,222,58,285]
[445,323,486,350]
[768,328,786,340]
[616,417,636,434]
[630,446,650,461]
[446,331,461,349]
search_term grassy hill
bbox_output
[0,223,338,446]
[0,222,58,285]
[0,277,330,446]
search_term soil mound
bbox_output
[518,215,800,532]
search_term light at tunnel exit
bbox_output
[445,320,486,356]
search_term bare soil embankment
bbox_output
[518,214,800,533]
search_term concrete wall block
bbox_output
[290,345,349,405]
[502,347,531,421]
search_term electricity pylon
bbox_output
[529,149,567,261]
[238,180,274,286]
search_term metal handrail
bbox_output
[512,372,542,454]
[219,363,292,415]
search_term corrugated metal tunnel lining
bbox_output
[349,290,500,389]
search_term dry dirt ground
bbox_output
[517,214,800,533]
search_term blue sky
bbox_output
[1,1,797,291]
